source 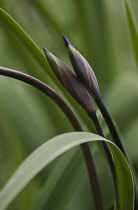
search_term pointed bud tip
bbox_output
[43,46,50,54]
[62,34,73,48]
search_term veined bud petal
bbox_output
[43,47,95,114]
[62,35,102,102]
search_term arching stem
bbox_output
[0,66,104,210]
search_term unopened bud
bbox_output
[43,47,95,114]
[62,34,102,102]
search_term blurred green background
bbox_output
[0,0,138,209]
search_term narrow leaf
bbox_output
[0,8,95,132]
[0,8,51,76]
[125,0,138,66]
[0,132,134,210]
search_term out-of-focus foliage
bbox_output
[0,0,137,209]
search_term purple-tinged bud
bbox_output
[43,47,95,114]
[62,35,102,102]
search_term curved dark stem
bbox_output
[88,111,116,209]
[0,67,81,131]
[96,99,138,209]
[134,191,138,210]
[0,67,103,210]
[80,143,104,210]
[97,99,126,157]
[88,112,114,174]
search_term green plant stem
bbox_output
[0,67,103,210]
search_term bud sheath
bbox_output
[43,47,95,114]
[62,35,102,102]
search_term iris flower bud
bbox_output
[43,47,95,114]
[62,34,102,102]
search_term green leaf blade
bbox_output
[0,8,95,132]
[0,132,134,210]
[125,0,138,66]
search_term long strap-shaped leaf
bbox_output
[125,0,138,66]
[0,9,48,73]
[0,132,134,210]
[0,8,93,131]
